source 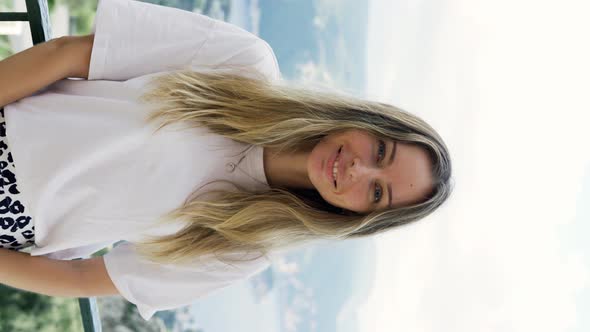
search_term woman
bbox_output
[0,0,451,320]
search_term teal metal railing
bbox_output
[0,0,51,45]
[0,1,102,331]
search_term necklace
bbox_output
[225,145,268,187]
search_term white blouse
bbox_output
[3,0,282,320]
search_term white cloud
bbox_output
[296,60,335,85]
[361,0,590,331]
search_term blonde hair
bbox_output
[135,69,452,264]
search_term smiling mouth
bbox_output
[333,146,342,188]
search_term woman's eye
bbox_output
[374,183,383,203]
[377,140,386,163]
[373,140,386,204]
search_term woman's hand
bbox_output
[0,34,94,108]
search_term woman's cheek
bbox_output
[338,187,365,212]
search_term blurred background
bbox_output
[1,0,589,331]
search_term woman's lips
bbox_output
[325,146,341,188]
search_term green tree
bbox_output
[56,0,98,35]
[0,35,13,60]
[48,0,56,12]
[0,285,83,332]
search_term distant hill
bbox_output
[277,239,377,332]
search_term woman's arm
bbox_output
[0,249,119,297]
[0,34,94,108]
[61,34,94,79]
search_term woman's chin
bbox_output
[317,187,338,207]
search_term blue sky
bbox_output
[564,168,590,332]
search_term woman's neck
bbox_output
[263,146,314,189]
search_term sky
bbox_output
[361,0,590,331]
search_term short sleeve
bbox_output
[102,241,272,320]
[89,0,280,81]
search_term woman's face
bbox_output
[307,129,434,214]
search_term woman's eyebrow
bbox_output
[388,140,397,167]
[387,141,397,208]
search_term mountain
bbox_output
[276,238,377,332]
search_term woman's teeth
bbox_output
[332,146,342,185]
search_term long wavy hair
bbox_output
[135,69,452,264]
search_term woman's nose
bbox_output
[346,157,369,184]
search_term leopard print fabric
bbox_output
[0,108,35,251]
